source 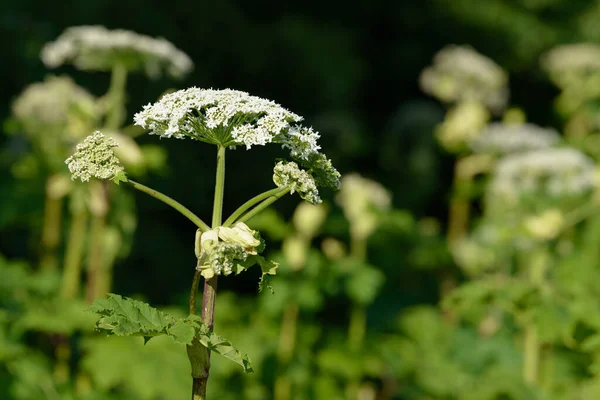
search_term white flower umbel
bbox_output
[273,161,321,205]
[336,174,392,240]
[12,75,96,133]
[489,148,595,204]
[134,87,341,190]
[470,123,561,155]
[420,45,509,113]
[41,25,193,79]
[196,222,262,279]
[65,131,126,183]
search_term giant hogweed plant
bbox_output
[65,88,340,398]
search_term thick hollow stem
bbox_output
[237,186,292,224]
[190,146,226,400]
[40,183,63,271]
[126,179,210,232]
[61,210,88,299]
[223,187,285,227]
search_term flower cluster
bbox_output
[273,161,320,205]
[420,45,509,113]
[541,44,600,90]
[65,131,126,183]
[336,174,392,240]
[489,148,595,202]
[435,101,489,152]
[41,25,193,79]
[12,75,96,133]
[470,123,560,155]
[134,87,341,189]
[196,222,262,279]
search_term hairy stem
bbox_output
[126,179,210,232]
[237,186,292,224]
[40,179,63,271]
[61,210,88,299]
[223,187,285,227]
[190,146,226,400]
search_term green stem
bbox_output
[348,305,366,352]
[61,210,88,299]
[347,235,368,399]
[190,146,226,400]
[223,187,285,227]
[237,187,292,224]
[211,146,226,229]
[126,179,210,232]
[105,63,128,130]
[40,181,63,271]
[522,247,548,386]
[274,302,299,400]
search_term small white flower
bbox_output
[41,25,193,78]
[420,45,509,113]
[273,161,321,205]
[65,131,126,183]
[470,122,560,155]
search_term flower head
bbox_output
[435,101,489,152]
[41,25,193,78]
[273,161,321,205]
[420,45,509,113]
[488,148,595,211]
[470,122,561,155]
[12,75,96,134]
[336,174,392,240]
[541,44,600,90]
[65,131,126,183]
[134,87,341,191]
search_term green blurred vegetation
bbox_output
[5,0,600,399]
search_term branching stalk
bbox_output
[126,179,210,231]
[237,186,292,224]
[223,187,285,227]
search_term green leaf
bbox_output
[90,294,175,341]
[186,315,253,373]
[90,295,252,372]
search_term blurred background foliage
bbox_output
[5,0,600,399]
